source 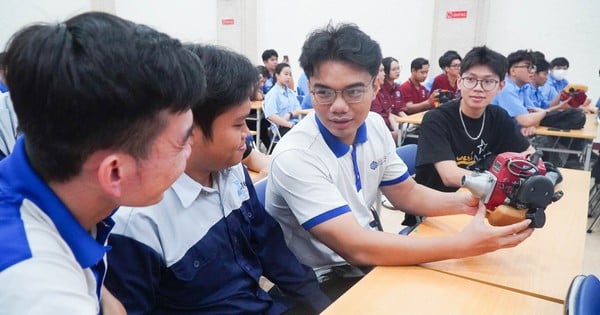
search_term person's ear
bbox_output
[497,80,506,93]
[97,153,133,198]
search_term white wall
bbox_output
[0,0,90,49]
[256,0,435,83]
[485,0,600,101]
[1,0,598,100]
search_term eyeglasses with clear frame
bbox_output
[460,77,500,91]
[512,64,537,73]
[310,81,373,106]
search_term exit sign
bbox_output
[221,18,235,25]
[446,10,467,19]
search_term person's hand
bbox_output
[457,191,480,216]
[528,107,544,113]
[520,126,536,137]
[454,204,534,257]
[556,97,571,110]
[427,90,439,107]
[101,285,127,315]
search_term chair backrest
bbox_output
[254,178,268,207]
[396,144,418,176]
[565,274,600,315]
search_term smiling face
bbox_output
[310,60,374,145]
[458,64,504,116]
[186,99,251,176]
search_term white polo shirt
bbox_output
[265,111,409,275]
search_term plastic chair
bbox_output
[396,144,418,176]
[254,177,268,207]
[565,274,600,315]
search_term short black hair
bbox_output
[532,51,549,73]
[438,50,461,68]
[4,12,206,182]
[410,58,429,71]
[506,49,535,69]
[256,65,269,78]
[460,46,507,80]
[272,62,290,84]
[261,49,278,62]
[382,56,398,77]
[186,44,257,140]
[550,57,569,68]
[299,23,382,79]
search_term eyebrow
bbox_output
[312,82,368,90]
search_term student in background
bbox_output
[263,63,302,136]
[262,49,279,93]
[0,12,206,314]
[265,23,533,300]
[430,50,462,98]
[399,57,438,114]
[105,44,329,314]
[525,52,569,110]
[371,57,407,141]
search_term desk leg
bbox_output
[256,108,262,152]
[584,142,592,171]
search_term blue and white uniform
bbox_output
[105,164,328,315]
[0,137,113,314]
[266,112,409,277]
[263,83,301,132]
[492,76,533,118]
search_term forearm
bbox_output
[405,100,431,114]
[435,161,472,188]
[267,114,294,128]
[515,111,546,127]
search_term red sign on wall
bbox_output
[446,10,467,19]
[221,18,235,25]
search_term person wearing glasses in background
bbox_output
[492,50,564,136]
[265,26,534,301]
[430,50,462,98]
[415,46,534,193]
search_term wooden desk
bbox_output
[322,266,562,315]
[534,113,597,170]
[410,168,588,303]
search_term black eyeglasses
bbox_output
[310,82,372,105]
[460,77,499,91]
[449,63,461,68]
[513,64,537,73]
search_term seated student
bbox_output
[415,46,535,192]
[0,12,206,314]
[263,63,302,136]
[371,57,407,141]
[399,57,438,114]
[525,52,570,110]
[545,56,593,110]
[430,50,462,98]
[492,50,564,136]
[0,93,17,160]
[105,44,329,315]
[262,49,279,93]
[0,52,8,93]
[265,23,533,301]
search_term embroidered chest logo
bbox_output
[232,178,248,197]
[370,155,388,170]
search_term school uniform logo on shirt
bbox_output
[369,156,388,170]
[232,179,249,199]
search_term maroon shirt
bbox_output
[371,80,407,130]
[399,78,429,105]
[430,73,459,95]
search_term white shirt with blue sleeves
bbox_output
[265,111,409,275]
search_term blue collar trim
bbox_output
[3,137,113,268]
[315,115,368,158]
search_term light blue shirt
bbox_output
[545,73,568,95]
[264,83,301,132]
[524,82,557,109]
[492,76,532,118]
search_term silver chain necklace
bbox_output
[459,107,485,141]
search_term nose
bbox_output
[329,91,349,113]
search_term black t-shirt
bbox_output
[415,99,530,192]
